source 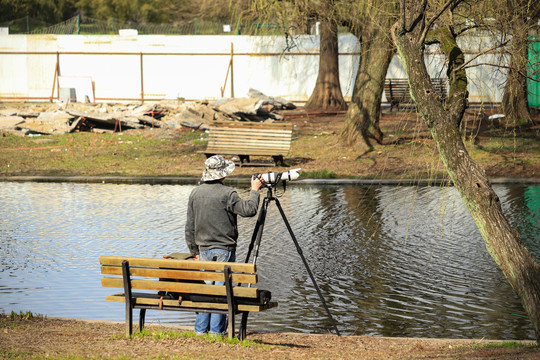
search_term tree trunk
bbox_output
[304,19,347,111]
[341,23,394,152]
[502,15,532,125]
[391,2,540,342]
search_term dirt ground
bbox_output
[1,316,538,360]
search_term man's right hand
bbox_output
[251,174,264,191]
[193,254,200,261]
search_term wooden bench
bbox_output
[384,78,447,111]
[99,255,277,340]
[203,121,293,166]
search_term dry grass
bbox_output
[1,315,538,360]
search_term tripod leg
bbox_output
[274,198,341,336]
[244,195,269,264]
[238,312,248,340]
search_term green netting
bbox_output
[528,37,540,107]
[2,15,285,36]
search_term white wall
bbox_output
[0,33,506,103]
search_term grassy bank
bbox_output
[1,110,539,181]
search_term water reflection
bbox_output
[0,181,538,339]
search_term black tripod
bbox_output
[240,181,341,337]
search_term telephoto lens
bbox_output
[256,168,301,185]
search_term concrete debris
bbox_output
[0,90,294,136]
[248,88,297,110]
[212,97,264,116]
[0,116,25,129]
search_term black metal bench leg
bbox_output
[139,309,146,332]
[239,155,250,165]
[122,260,133,337]
[224,266,236,339]
[272,155,284,166]
[239,312,249,340]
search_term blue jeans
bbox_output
[194,248,236,335]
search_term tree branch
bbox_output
[418,0,462,45]
[400,0,406,32]
[460,62,539,81]
[460,62,511,70]
[453,41,509,73]
[455,24,478,37]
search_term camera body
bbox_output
[255,168,301,185]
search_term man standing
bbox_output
[185,155,263,335]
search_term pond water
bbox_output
[0,181,538,339]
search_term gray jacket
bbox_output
[185,181,260,255]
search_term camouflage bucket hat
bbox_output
[202,155,235,182]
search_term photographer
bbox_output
[185,155,263,336]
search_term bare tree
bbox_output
[390,0,540,341]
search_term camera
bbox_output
[254,168,301,185]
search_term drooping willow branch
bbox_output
[453,41,509,73]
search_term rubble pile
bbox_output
[0,89,296,136]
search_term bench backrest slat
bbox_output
[101,265,257,283]
[210,128,293,135]
[211,121,293,131]
[100,255,256,273]
[101,277,259,298]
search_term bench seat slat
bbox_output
[105,294,277,312]
[99,255,256,273]
[101,277,259,298]
[101,266,257,284]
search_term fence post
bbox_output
[50,53,59,103]
[230,42,234,98]
[140,52,144,104]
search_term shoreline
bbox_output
[1,175,539,185]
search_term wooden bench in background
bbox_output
[203,121,293,166]
[100,255,277,339]
[384,78,448,111]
